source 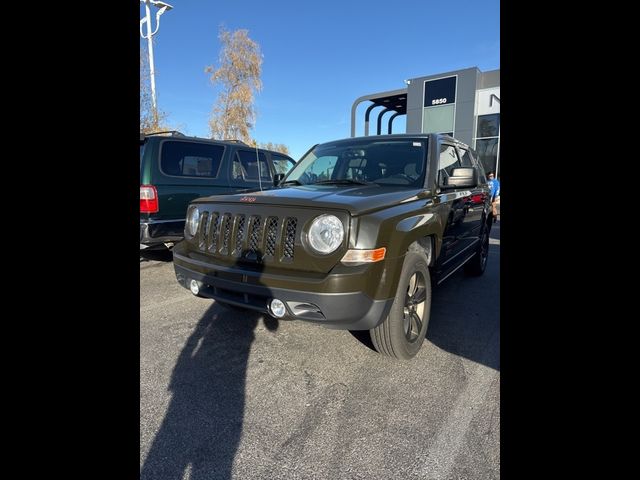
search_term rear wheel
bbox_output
[370,249,431,360]
[465,227,490,276]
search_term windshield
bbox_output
[284,139,427,187]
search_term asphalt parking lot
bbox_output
[140,224,500,480]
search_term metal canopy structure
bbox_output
[350,88,408,137]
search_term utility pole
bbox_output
[139,0,173,125]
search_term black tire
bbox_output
[465,227,490,276]
[369,249,432,360]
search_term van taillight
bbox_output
[140,185,159,213]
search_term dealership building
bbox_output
[351,67,500,177]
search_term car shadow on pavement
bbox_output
[140,303,277,480]
[426,222,500,371]
[141,249,277,480]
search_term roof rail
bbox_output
[144,130,185,137]
[223,139,249,145]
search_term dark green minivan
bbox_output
[140,132,295,250]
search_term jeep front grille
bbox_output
[265,216,278,257]
[284,218,297,258]
[200,212,298,261]
[207,213,220,253]
[248,215,262,254]
[234,215,246,254]
[198,212,209,250]
[221,213,232,255]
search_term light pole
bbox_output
[140,0,173,124]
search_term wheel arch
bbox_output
[390,212,443,264]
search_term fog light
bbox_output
[189,279,201,296]
[270,298,286,318]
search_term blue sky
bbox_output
[140,0,499,160]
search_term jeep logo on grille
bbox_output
[240,196,257,202]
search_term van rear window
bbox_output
[160,141,224,178]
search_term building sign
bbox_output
[423,76,457,107]
[476,87,500,115]
[422,76,457,134]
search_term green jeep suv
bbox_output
[173,134,493,359]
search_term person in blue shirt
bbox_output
[487,171,500,222]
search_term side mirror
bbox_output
[442,167,478,189]
[273,173,285,186]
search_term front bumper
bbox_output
[173,247,394,331]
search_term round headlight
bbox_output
[307,215,344,254]
[186,206,200,237]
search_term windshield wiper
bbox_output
[313,179,373,186]
[280,179,303,186]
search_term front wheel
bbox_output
[369,250,432,360]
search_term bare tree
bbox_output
[206,27,262,143]
[259,142,290,155]
[140,45,169,133]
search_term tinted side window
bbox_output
[140,142,146,174]
[160,141,224,178]
[233,150,272,181]
[272,154,295,175]
[438,144,461,185]
[457,147,474,168]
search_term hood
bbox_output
[192,184,430,216]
